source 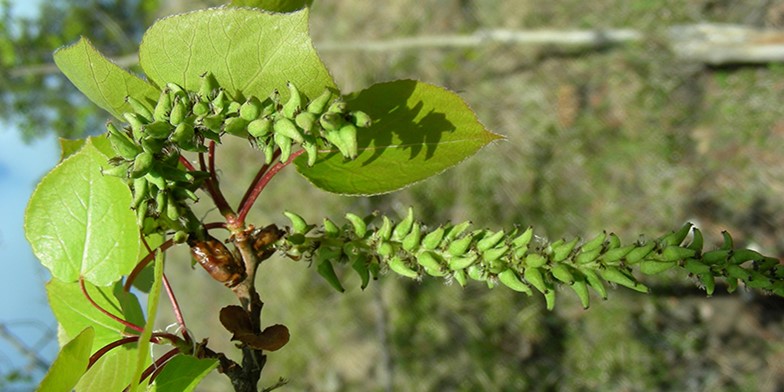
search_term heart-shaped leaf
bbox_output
[139,8,334,102]
[296,80,504,195]
[54,37,160,120]
[25,138,140,286]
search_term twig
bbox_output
[236,150,303,226]
[0,324,49,371]
[124,239,175,292]
[11,24,784,80]
[162,273,191,343]
[80,278,144,334]
[316,28,642,52]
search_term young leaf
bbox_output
[75,346,138,392]
[150,356,218,392]
[25,139,140,286]
[36,327,94,392]
[60,136,118,162]
[47,279,145,352]
[53,37,160,120]
[296,80,504,195]
[139,8,335,105]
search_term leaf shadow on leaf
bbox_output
[347,80,455,166]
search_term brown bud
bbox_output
[250,224,285,261]
[189,236,246,287]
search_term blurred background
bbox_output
[3,0,784,390]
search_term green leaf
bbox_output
[151,356,219,392]
[47,279,144,352]
[230,0,313,12]
[37,327,94,392]
[296,80,504,195]
[60,136,116,162]
[75,347,138,392]
[25,138,140,286]
[130,250,164,392]
[138,8,334,102]
[54,37,160,120]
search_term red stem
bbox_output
[179,154,235,218]
[141,348,181,385]
[178,155,196,172]
[208,141,217,181]
[124,239,175,292]
[238,150,280,210]
[80,278,144,334]
[162,273,190,343]
[198,151,208,173]
[87,332,182,370]
[236,150,303,225]
[88,336,140,368]
[203,222,228,231]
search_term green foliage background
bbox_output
[7,0,784,390]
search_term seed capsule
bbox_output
[337,123,358,159]
[388,256,418,279]
[223,117,249,137]
[497,269,532,294]
[199,72,220,99]
[106,122,142,160]
[131,151,154,178]
[280,82,302,118]
[144,121,174,139]
[295,111,318,133]
[240,96,264,121]
[153,90,173,122]
[273,117,304,144]
[126,96,153,122]
[307,89,332,114]
[248,118,273,138]
[169,100,187,126]
[345,213,367,238]
[391,207,415,242]
[189,236,246,287]
[348,110,372,128]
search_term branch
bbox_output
[315,28,642,52]
[277,208,784,311]
[236,149,303,226]
[0,324,49,371]
[11,24,784,78]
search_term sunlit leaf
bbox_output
[139,8,334,102]
[36,327,94,392]
[54,37,160,120]
[296,80,504,195]
[75,347,138,392]
[151,356,219,392]
[47,279,144,352]
[25,138,139,285]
